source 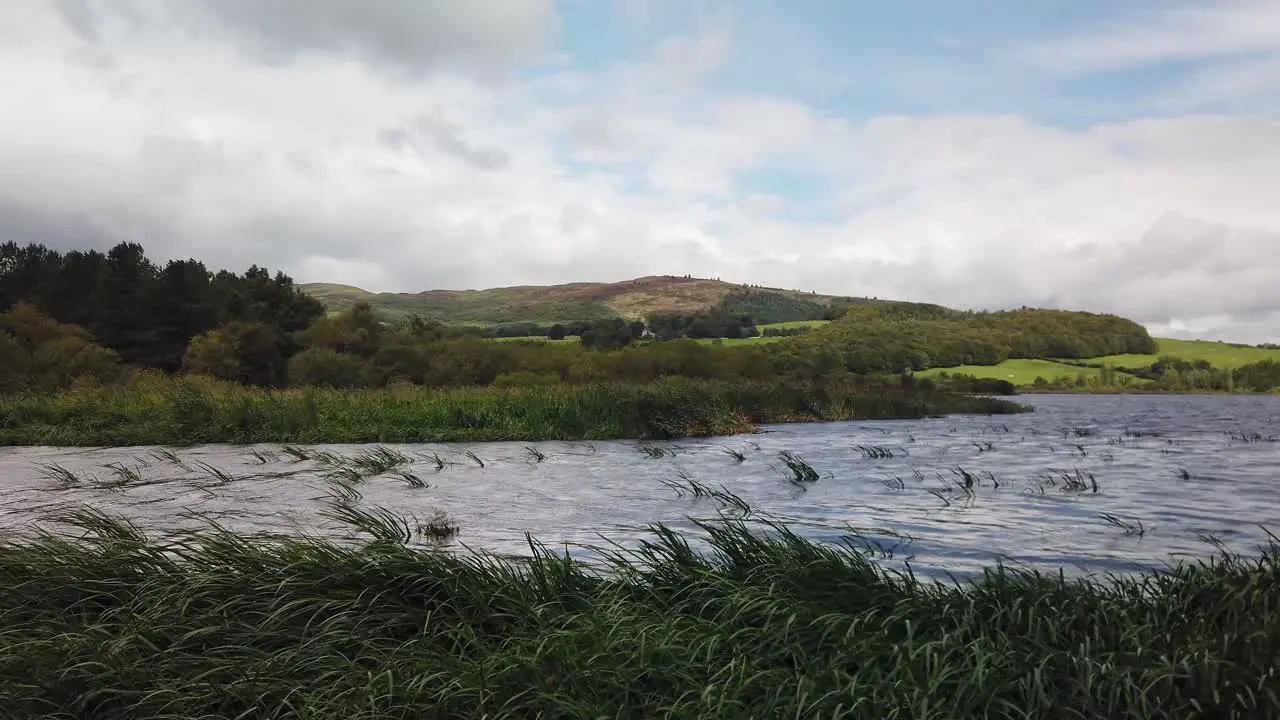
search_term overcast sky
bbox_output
[3,1,1279,341]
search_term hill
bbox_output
[299,276,872,325]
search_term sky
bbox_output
[2,1,1279,342]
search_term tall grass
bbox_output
[0,373,1026,446]
[0,507,1276,718]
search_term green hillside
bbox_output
[300,277,871,325]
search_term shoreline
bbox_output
[0,376,1027,448]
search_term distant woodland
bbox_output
[9,241,1271,395]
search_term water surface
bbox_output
[2,394,1278,580]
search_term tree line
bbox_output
[1,241,323,377]
[788,304,1158,374]
[3,241,1194,393]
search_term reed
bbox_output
[420,452,449,471]
[855,444,896,459]
[194,461,235,486]
[776,450,820,484]
[36,463,81,487]
[0,374,1026,447]
[100,462,143,492]
[245,448,279,464]
[1,506,1272,718]
[1099,513,1147,537]
[396,471,428,489]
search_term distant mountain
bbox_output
[299,276,875,325]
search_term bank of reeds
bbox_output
[0,373,1025,446]
[0,508,1276,718]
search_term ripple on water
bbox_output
[1,394,1279,580]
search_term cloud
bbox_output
[1021,0,1280,72]
[0,2,1278,342]
[54,0,559,76]
[1019,0,1280,112]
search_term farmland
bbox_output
[917,359,1146,386]
[1086,338,1280,370]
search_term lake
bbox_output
[2,394,1278,580]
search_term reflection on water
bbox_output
[2,394,1279,580]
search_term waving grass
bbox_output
[0,507,1277,718]
[0,374,1025,446]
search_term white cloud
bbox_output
[0,2,1278,342]
[1021,0,1280,72]
[1019,0,1280,113]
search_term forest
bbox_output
[789,303,1159,374]
[2,241,1181,395]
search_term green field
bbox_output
[490,335,580,344]
[917,359,1143,385]
[758,320,831,331]
[686,320,832,346]
[1088,338,1280,370]
[694,336,789,346]
[919,337,1280,387]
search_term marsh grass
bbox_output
[721,446,746,462]
[324,480,362,504]
[245,448,279,464]
[396,471,428,489]
[855,443,896,459]
[1100,513,1148,537]
[1031,468,1099,494]
[10,388,1270,717]
[194,460,235,486]
[3,504,1272,717]
[279,445,311,462]
[659,471,753,517]
[416,509,461,539]
[100,462,144,492]
[0,374,1025,446]
[36,463,82,487]
[1228,430,1276,443]
[639,445,671,458]
[419,451,450,471]
[776,450,820,485]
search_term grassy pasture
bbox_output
[694,336,789,346]
[1087,337,1280,370]
[757,320,831,331]
[919,338,1280,387]
[918,359,1145,386]
[489,335,581,344]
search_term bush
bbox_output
[287,348,376,388]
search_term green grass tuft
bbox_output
[0,507,1277,717]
